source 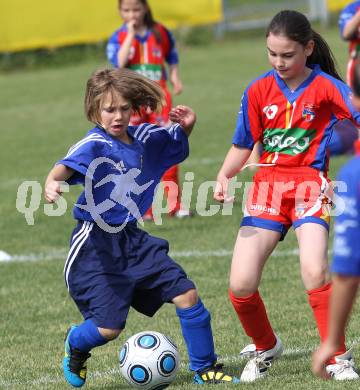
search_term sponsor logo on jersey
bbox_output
[302,103,317,122]
[130,64,162,81]
[263,127,316,155]
[263,105,278,119]
[152,48,162,58]
[249,204,278,215]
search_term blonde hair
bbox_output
[85,68,165,124]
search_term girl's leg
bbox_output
[68,320,119,353]
[296,223,346,360]
[173,289,239,383]
[173,289,216,371]
[229,226,281,350]
[64,320,122,387]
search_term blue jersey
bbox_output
[338,1,360,39]
[58,123,188,224]
[332,156,360,276]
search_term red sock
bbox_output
[229,289,276,351]
[162,165,181,213]
[307,282,346,363]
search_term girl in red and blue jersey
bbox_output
[214,10,360,382]
[107,0,190,219]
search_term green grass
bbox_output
[1,24,359,389]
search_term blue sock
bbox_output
[176,299,217,372]
[69,319,108,353]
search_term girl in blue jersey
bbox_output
[312,61,360,379]
[214,10,360,382]
[44,67,239,388]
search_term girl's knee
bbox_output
[99,327,122,340]
[301,265,329,289]
[229,281,258,297]
[172,288,198,308]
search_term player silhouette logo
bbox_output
[77,157,154,233]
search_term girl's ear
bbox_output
[305,40,315,57]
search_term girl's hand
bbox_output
[169,105,196,135]
[312,342,336,380]
[45,180,63,203]
[214,173,234,203]
[126,19,136,36]
[171,76,183,95]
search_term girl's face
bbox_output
[266,33,314,82]
[99,92,132,143]
[119,0,147,28]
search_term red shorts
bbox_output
[242,166,332,239]
[130,87,172,127]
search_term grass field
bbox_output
[1,22,360,389]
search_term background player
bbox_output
[312,60,360,380]
[106,0,191,220]
[44,67,239,387]
[214,9,360,382]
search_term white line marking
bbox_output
[0,248,301,263]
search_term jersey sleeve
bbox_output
[57,135,109,185]
[332,158,360,276]
[327,76,360,125]
[338,2,359,39]
[232,84,261,149]
[132,123,189,168]
[157,24,179,65]
[106,30,121,68]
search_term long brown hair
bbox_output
[266,10,342,81]
[85,68,165,124]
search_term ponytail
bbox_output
[307,30,342,81]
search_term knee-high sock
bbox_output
[307,282,346,363]
[162,165,181,213]
[176,299,217,372]
[229,289,276,351]
[69,319,108,353]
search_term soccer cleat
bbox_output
[193,363,241,384]
[239,334,283,382]
[174,209,194,219]
[326,349,359,380]
[63,326,91,388]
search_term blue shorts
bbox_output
[64,221,195,329]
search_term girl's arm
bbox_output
[342,11,360,40]
[117,21,136,68]
[169,105,196,137]
[169,64,183,95]
[214,145,252,203]
[45,164,74,203]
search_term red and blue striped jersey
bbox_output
[339,1,360,58]
[106,23,178,88]
[232,65,360,173]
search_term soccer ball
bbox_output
[119,331,180,389]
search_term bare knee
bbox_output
[229,284,257,297]
[301,265,330,290]
[98,327,122,340]
[172,288,198,309]
[229,276,259,297]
